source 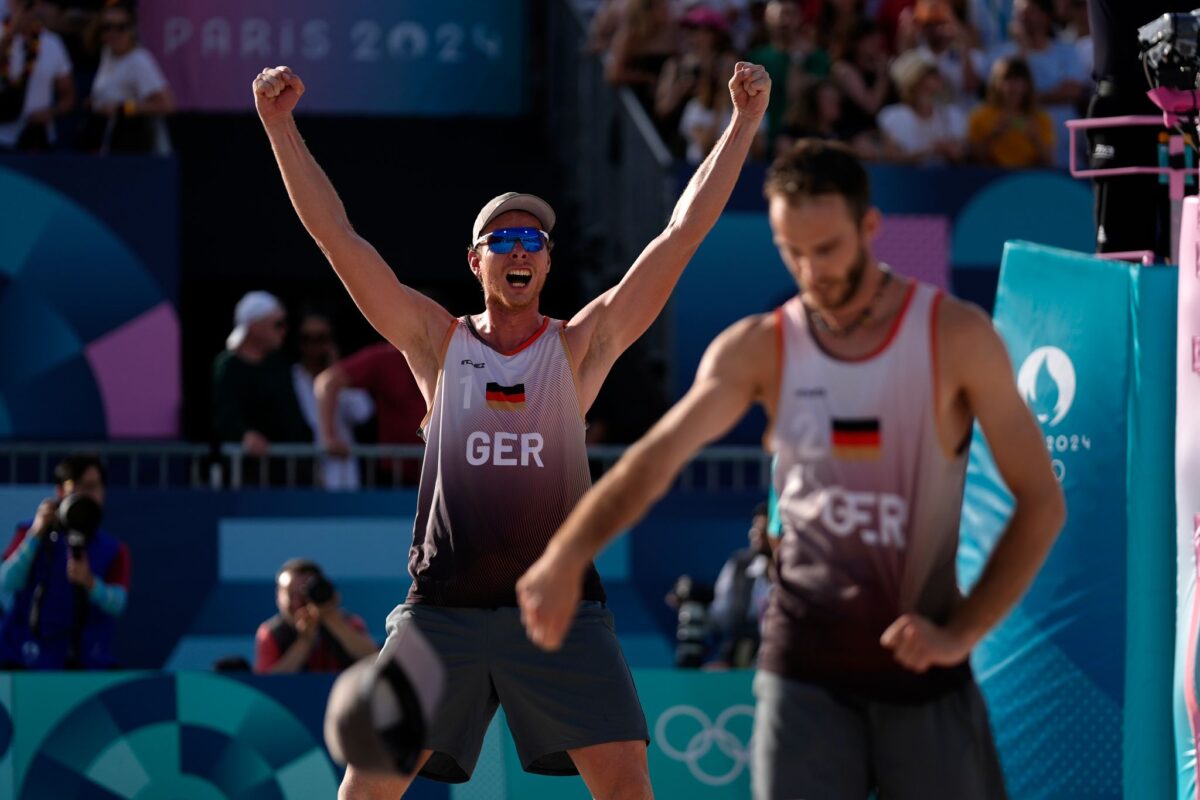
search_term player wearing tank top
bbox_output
[255,60,773,799]
[409,315,604,608]
[521,140,1065,799]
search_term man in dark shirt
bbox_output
[212,291,312,455]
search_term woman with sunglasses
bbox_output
[255,60,769,800]
[80,0,173,154]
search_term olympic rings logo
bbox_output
[654,704,755,787]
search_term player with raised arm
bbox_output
[253,62,770,799]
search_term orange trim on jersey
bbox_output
[497,315,551,356]
[765,305,786,451]
[840,280,917,364]
[418,319,460,437]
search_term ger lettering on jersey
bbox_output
[408,316,604,607]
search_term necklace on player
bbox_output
[806,269,893,339]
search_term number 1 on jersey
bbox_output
[460,376,472,409]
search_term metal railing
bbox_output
[0,442,770,492]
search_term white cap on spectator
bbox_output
[226,291,283,350]
[472,192,556,243]
[890,49,939,101]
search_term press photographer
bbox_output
[254,558,377,674]
[0,454,131,670]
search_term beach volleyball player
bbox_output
[518,140,1066,799]
[253,62,769,799]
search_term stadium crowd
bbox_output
[587,0,1090,167]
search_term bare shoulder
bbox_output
[937,294,1003,358]
[697,311,778,390]
[935,293,1015,395]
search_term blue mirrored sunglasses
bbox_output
[474,227,550,254]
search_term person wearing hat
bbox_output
[253,60,770,798]
[212,290,312,458]
[878,48,968,164]
[986,0,1089,166]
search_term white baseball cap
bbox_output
[226,291,283,351]
[471,192,556,243]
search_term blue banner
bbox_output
[959,242,1176,799]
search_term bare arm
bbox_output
[253,67,453,392]
[518,315,775,649]
[883,302,1065,671]
[314,364,351,456]
[566,63,771,406]
[832,61,890,116]
[320,610,379,661]
[131,87,175,116]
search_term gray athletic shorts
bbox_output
[751,671,1008,800]
[381,601,648,783]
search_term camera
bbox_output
[669,575,713,669]
[306,573,335,605]
[1139,10,1200,91]
[57,493,102,558]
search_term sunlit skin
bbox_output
[767,192,886,325]
[466,210,551,314]
[276,569,312,624]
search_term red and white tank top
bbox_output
[407,316,605,607]
[760,281,971,701]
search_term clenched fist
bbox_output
[729,62,771,120]
[253,66,305,126]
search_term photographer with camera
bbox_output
[254,558,376,674]
[0,454,130,670]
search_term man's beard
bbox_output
[806,242,869,311]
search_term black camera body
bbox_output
[57,493,102,558]
[306,573,336,605]
[1139,11,1200,90]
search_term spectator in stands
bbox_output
[655,5,736,156]
[78,0,173,154]
[879,48,968,164]
[0,454,130,669]
[604,0,679,112]
[988,0,1088,165]
[969,0,1014,52]
[895,0,986,110]
[681,62,767,162]
[586,0,625,54]
[776,79,861,155]
[315,341,426,485]
[254,559,376,675]
[212,291,312,458]
[830,20,892,142]
[819,0,867,55]
[0,0,75,151]
[1054,0,1090,76]
[745,0,830,149]
[968,55,1052,167]
[290,310,374,491]
[708,502,773,668]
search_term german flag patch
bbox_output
[831,418,881,461]
[486,382,526,411]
